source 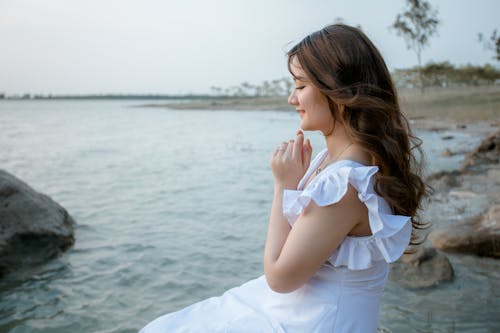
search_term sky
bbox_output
[1,0,499,95]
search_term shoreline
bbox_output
[139,85,500,262]
[136,86,500,131]
[0,98,497,332]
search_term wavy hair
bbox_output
[288,24,429,246]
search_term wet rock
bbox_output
[441,147,472,157]
[0,170,76,277]
[462,129,500,173]
[390,247,454,288]
[426,170,462,192]
[442,148,452,157]
[429,205,500,258]
[429,126,448,132]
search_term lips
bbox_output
[296,109,305,116]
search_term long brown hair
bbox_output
[288,24,429,245]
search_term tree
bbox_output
[210,86,223,96]
[391,0,440,93]
[478,29,500,62]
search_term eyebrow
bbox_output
[293,75,308,82]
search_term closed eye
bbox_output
[295,86,305,90]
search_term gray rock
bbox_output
[429,204,500,258]
[0,170,75,277]
[462,129,500,173]
[441,148,453,157]
[426,169,462,193]
[390,247,454,288]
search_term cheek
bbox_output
[312,98,332,121]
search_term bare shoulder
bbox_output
[343,143,372,166]
[303,182,366,224]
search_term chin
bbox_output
[299,119,310,130]
[299,121,317,132]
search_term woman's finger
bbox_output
[292,132,303,161]
[284,139,294,158]
[273,141,288,157]
[303,138,312,168]
[273,143,286,157]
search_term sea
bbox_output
[0,100,498,333]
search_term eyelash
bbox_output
[295,86,305,90]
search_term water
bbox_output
[0,100,498,332]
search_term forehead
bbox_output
[289,56,308,81]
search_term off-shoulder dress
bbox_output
[139,148,412,333]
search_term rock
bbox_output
[441,135,454,140]
[462,129,500,172]
[449,190,479,199]
[390,247,454,288]
[0,170,76,277]
[429,126,448,132]
[429,205,500,258]
[426,169,462,192]
[441,148,471,157]
[442,148,452,157]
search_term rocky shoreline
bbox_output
[427,129,499,257]
[391,128,499,288]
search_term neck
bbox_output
[324,121,352,161]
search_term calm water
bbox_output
[0,100,498,333]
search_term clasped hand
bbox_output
[270,130,312,189]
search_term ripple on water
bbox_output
[1,101,498,332]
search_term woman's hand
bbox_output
[270,130,312,189]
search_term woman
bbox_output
[140,24,427,333]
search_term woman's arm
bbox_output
[264,132,364,293]
[264,184,363,293]
[263,184,291,278]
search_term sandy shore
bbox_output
[138,86,500,131]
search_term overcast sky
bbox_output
[1,0,498,95]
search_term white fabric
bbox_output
[139,149,412,333]
[283,149,412,270]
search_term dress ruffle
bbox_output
[282,155,412,270]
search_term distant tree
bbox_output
[478,29,500,62]
[391,0,440,93]
[282,78,293,95]
[261,80,272,96]
[392,62,500,88]
[240,81,256,96]
[210,86,223,96]
[212,78,294,98]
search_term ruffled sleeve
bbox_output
[282,160,412,270]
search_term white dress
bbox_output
[139,149,412,333]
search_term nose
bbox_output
[288,90,298,105]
